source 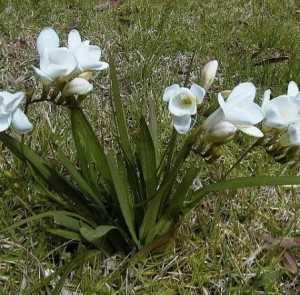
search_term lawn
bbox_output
[1,0,300,294]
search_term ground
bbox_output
[1,0,300,294]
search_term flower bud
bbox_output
[201,60,218,90]
[205,120,237,143]
[62,78,93,97]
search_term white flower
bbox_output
[33,28,77,83]
[163,83,205,134]
[0,91,32,134]
[68,29,109,72]
[62,78,93,97]
[262,89,300,129]
[204,82,264,138]
[201,60,218,90]
[262,85,300,146]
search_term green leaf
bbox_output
[1,210,95,233]
[57,150,108,216]
[53,213,81,232]
[70,107,112,193]
[80,225,116,243]
[109,55,134,163]
[47,229,82,241]
[135,117,157,198]
[139,178,174,243]
[167,167,199,216]
[0,134,93,218]
[186,175,300,212]
[147,93,158,162]
[106,153,139,246]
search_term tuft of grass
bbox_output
[1,0,300,293]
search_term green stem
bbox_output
[223,138,262,178]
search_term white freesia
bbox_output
[33,27,77,83]
[201,60,218,90]
[0,91,32,133]
[262,86,300,145]
[163,83,206,134]
[262,89,300,129]
[68,29,109,72]
[204,82,264,138]
[62,78,93,97]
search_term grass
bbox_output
[1,0,300,293]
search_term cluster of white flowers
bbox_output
[0,27,108,134]
[1,27,300,150]
[163,61,300,147]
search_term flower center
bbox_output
[179,95,193,107]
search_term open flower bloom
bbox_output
[163,83,205,134]
[0,91,32,133]
[204,82,264,138]
[262,87,300,145]
[262,89,300,129]
[33,28,77,83]
[68,29,109,72]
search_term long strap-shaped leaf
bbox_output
[57,150,109,219]
[140,126,203,242]
[70,107,112,194]
[106,152,140,247]
[135,117,157,199]
[0,134,93,218]
[185,175,300,212]
[109,55,134,164]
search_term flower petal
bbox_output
[62,78,93,97]
[163,84,180,102]
[172,115,192,134]
[47,48,77,76]
[190,83,206,104]
[37,27,59,56]
[73,43,103,71]
[2,91,25,113]
[11,108,33,134]
[33,66,53,83]
[219,93,263,125]
[288,121,300,145]
[287,81,299,97]
[261,89,271,112]
[237,125,264,137]
[0,114,12,132]
[227,82,256,105]
[203,108,224,130]
[68,29,82,51]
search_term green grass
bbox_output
[1,0,300,293]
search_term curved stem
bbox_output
[223,138,263,178]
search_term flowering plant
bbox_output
[2,28,300,262]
